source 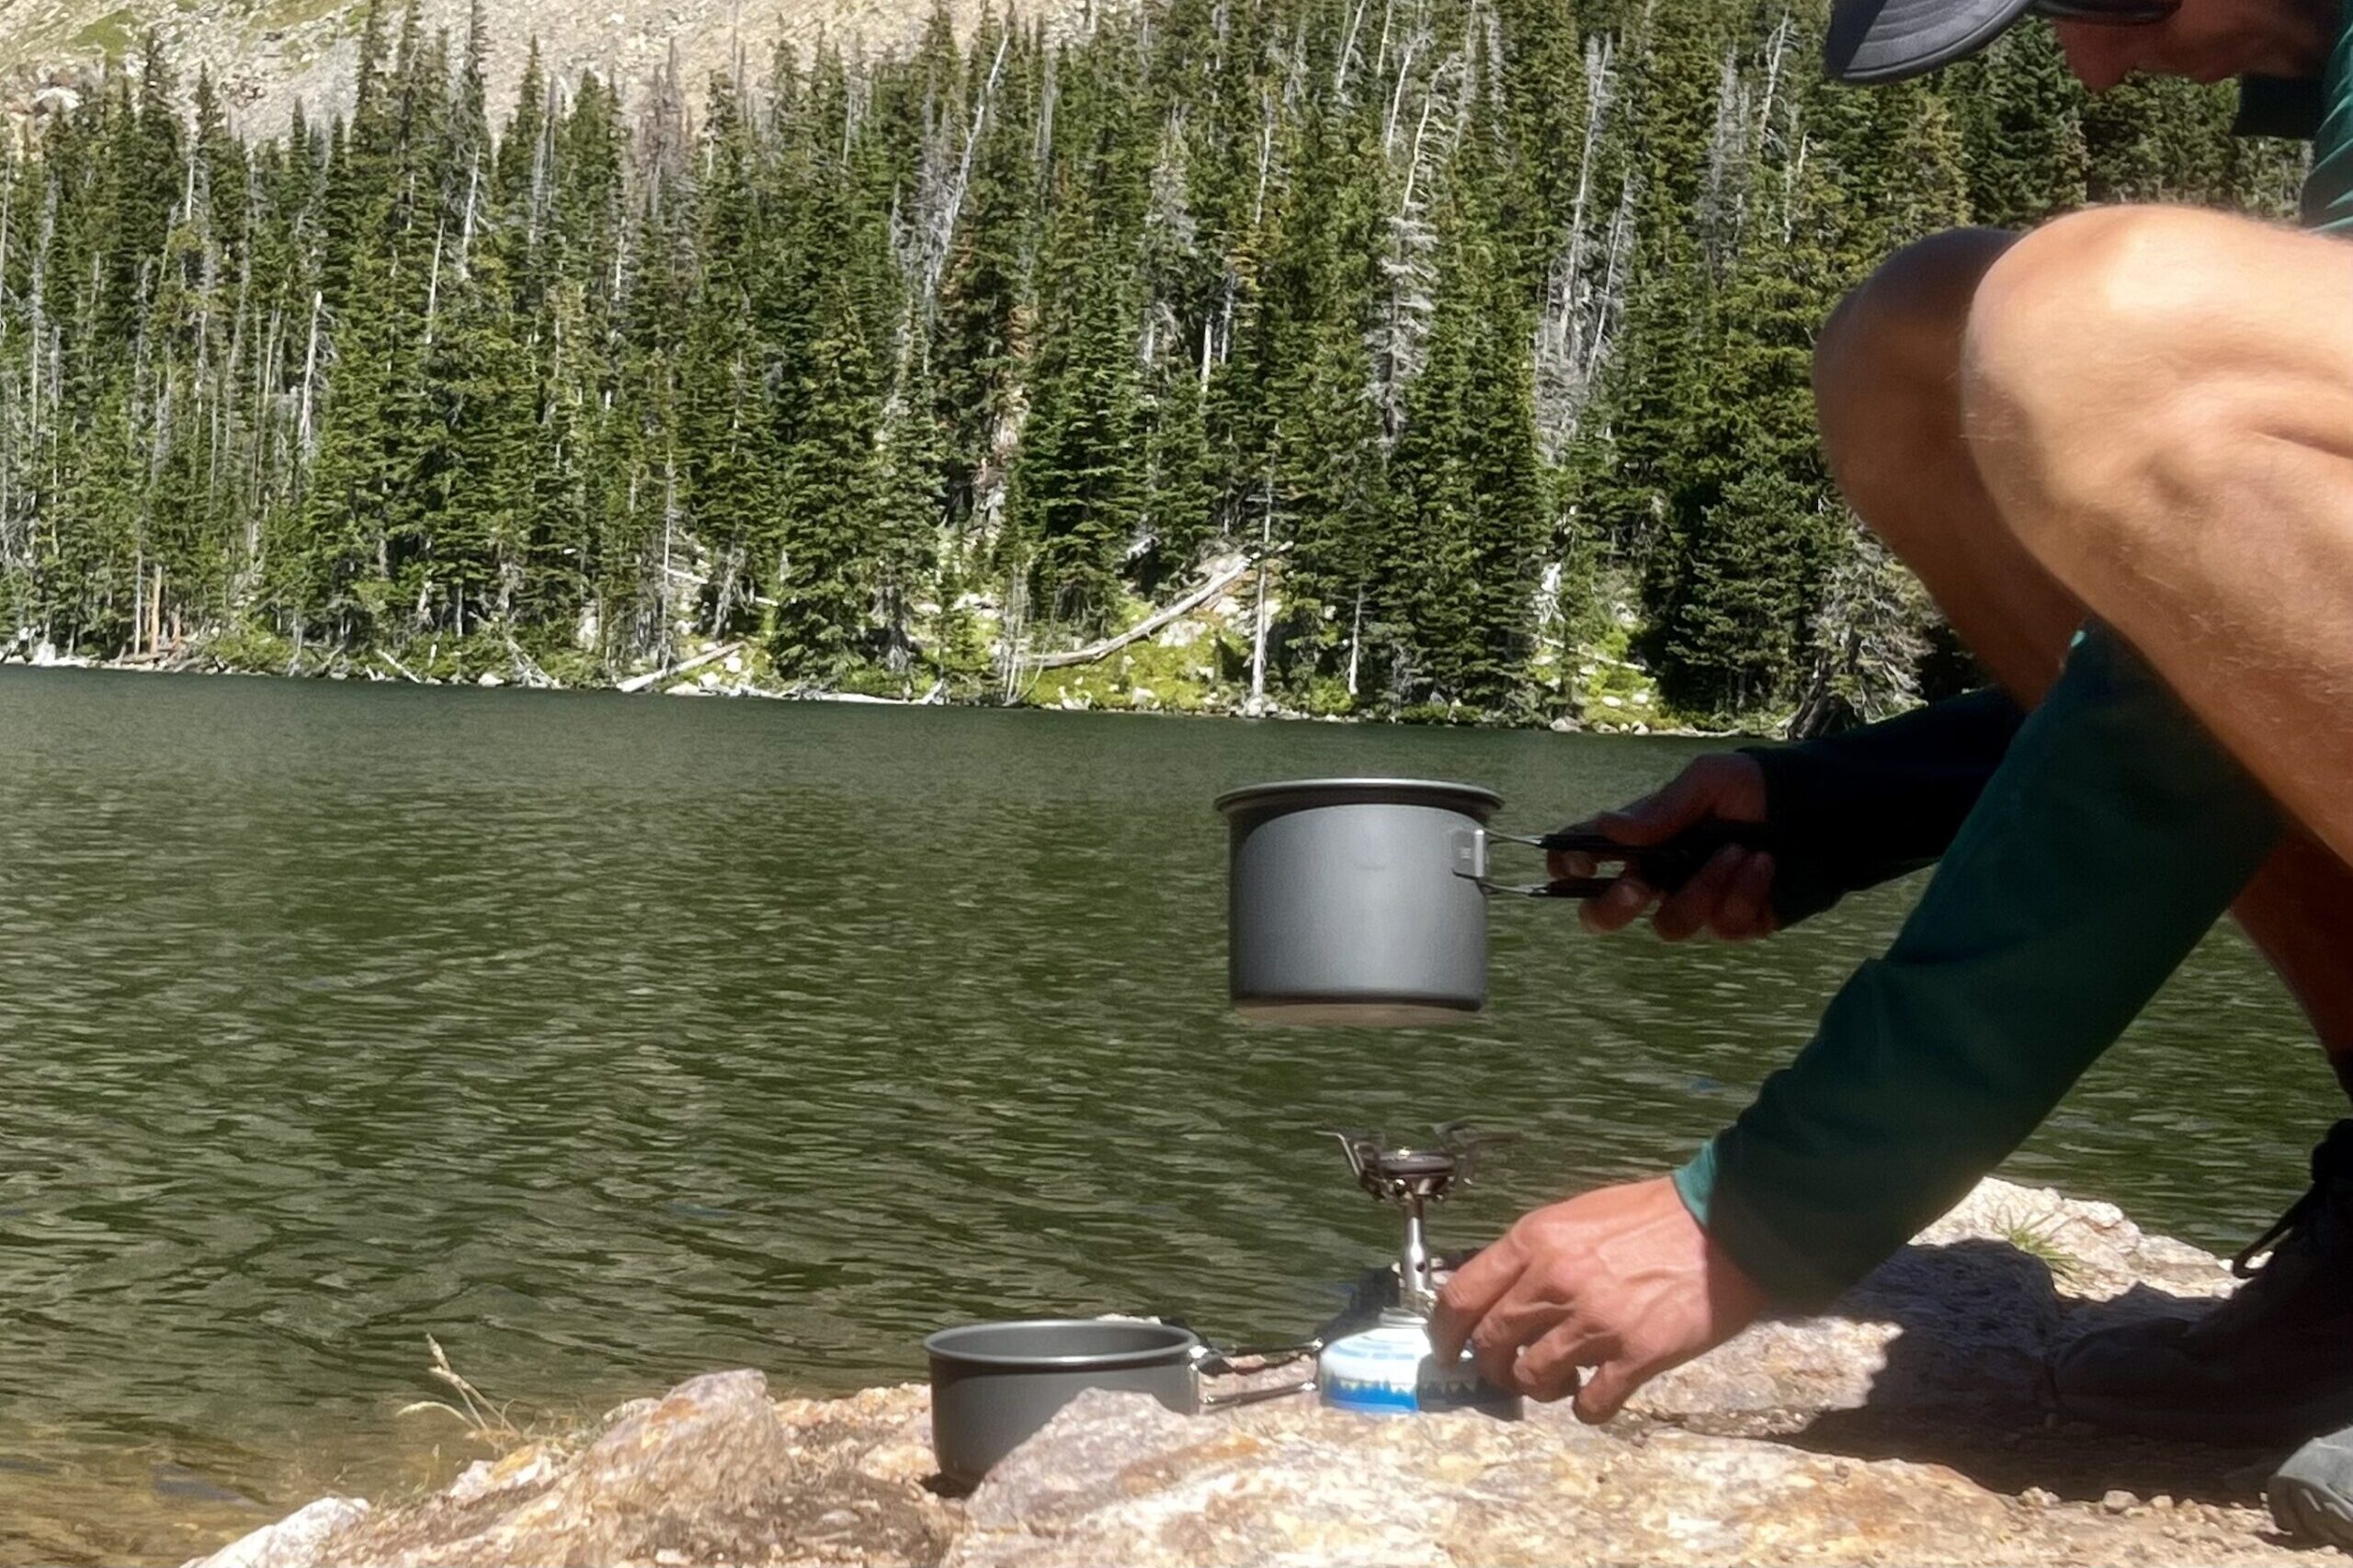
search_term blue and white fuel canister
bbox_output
[1317,1311,1523,1417]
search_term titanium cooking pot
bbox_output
[925,1319,1314,1484]
[1214,778,1771,1025]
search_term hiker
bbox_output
[1427,0,2353,1540]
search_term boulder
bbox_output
[945,1390,2268,1568]
[184,1372,957,1568]
[185,1180,2303,1567]
[192,1498,369,1568]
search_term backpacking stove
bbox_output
[1316,1123,1522,1416]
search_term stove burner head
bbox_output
[1326,1122,1508,1206]
[1324,1122,1514,1317]
[1337,1142,1460,1202]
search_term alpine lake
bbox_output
[0,667,2325,1562]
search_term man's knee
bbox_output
[1813,227,2015,523]
[1816,227,2017,403]
[1959,206,2264,553]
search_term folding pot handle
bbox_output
[1471,819,1781,900]
[1199,1376,1317,1411]
[1540,818,1780,893]
[1189,1338,1323,1378]
[1190,1337,1322,1412]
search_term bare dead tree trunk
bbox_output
[1535,35,1613,456]
[297,291,324,455]
[457,156,481,279]
[1249,504,1272,708]
[1346,588,1364,698]
[920,28,1011,313]
[423,221,447,347]
[1581,172,1636,391]
[1335,0,1373,97]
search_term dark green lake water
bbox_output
[0,667,2332,1562]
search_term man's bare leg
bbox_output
[1961,207,2353,869]
[1814,223,2353,1080]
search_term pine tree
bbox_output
[1010,210,1148,632]
[680,72,777,639]
[875,324,953,679]
[1008,38,1150,635]
[775,275,885,676]
[934,20,1037,542]
[1949,24,2087,228]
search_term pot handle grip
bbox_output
[1190,1338,1323,1377]
[1199,1376,1317,1412]
[1481,819,1780,899]
[1190,1337,1322,1412]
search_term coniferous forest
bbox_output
[0,0,2309,726]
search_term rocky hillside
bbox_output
[0,0,1073,135]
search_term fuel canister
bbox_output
[1317,1311,1522,1417]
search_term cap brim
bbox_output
[1824,0,2038,82]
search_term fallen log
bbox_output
[617,640,745,695]
[1019,551,1282,673]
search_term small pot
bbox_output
[1215,778,1768,1025]
[925,1320,1312,1485]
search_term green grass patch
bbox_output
[1997,1212,2084,1285]
[831,662,926,699]
[196,622,296,672]
[256,0,353,28]
[70,7,139,58]
[1565,619,1675,733]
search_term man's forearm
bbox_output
[1744,687,2023,926]
[1681,628,2278,1307]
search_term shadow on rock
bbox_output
[1654,1236,2287,1508]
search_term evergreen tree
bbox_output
[1949,24,2087,228]
[775,275,886,675]
[0,0,2304,722]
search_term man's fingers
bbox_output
[1467,1290,1552,1394]
[1578,876,1654,933]
[1546,847,1597,881]
[1572,1354,1648,1425]
[1597,766,1719,846]
[1427,1241,1523,1365]
[1557,756,1760,908]
[1651,846,1744,942]
[1512,1319,1613,1403]
[1711,851,1777,940]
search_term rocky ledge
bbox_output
[190,1177,2324,1568]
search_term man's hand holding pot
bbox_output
[1557,754,1775,942]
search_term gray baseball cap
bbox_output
[1824,0,2176,84]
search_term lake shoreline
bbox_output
[0,647,1765,741]
[182,1177,2304,1568]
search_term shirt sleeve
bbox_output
[1676,627,2279,1308]
[1741,687,2023,926]
[2232,74,2327,141]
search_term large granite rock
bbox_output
[186,1178,2304,1568]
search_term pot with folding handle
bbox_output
[1214,778,1778,1024]
[925,1319,1318,1484]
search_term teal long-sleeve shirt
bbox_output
[1675,630,2279,1308]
